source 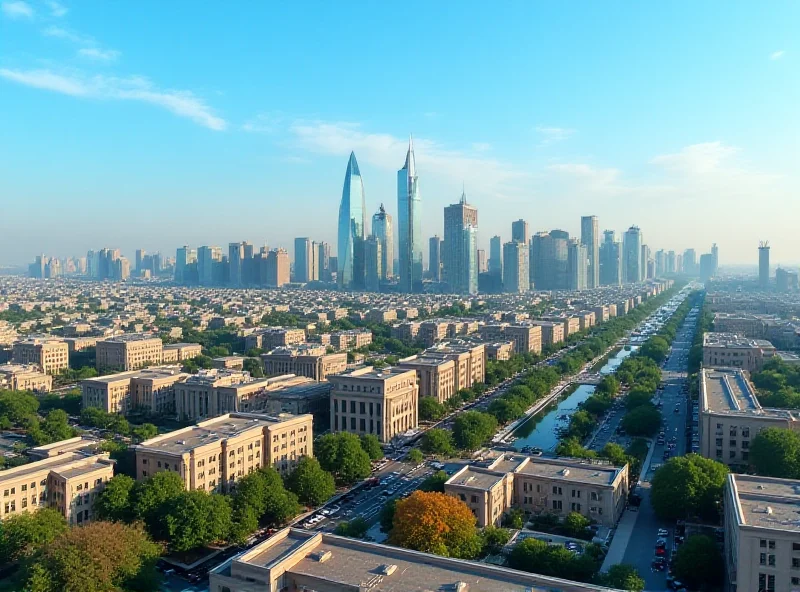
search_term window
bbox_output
[768,554,776,566]
[760,553,767,565]
[552,500,562,510]
[471,495,479,503]
[769,540,776,549]
[794,542,800,552]
[591,492,598,501]
[552,486,562,495]
[730,440,737,448]
[793,557,800,569]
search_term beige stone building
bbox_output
[420,341,485,391]
[699,368,800,466]
[505,324,544,355]
[133,412,313,489]
[0,449,114,525]
[212,356,245,370]
[419,320,449,347]
[245,327,306,351]
[0,363,52,392]
[592,305,610,323]
[445,453,629,528]
[96,334,164,371]
[261,345,347,381]
[12,337,69,375]
[486,341,515,361]
[328,367,418,443]
[397,356,456,404]
[27,436,100,460]
[391,321,420,343]
[329,329,372,351]
[81,366,188,415]
[162,342,203,362]
[703,332,777,372]
[541,316,580,337]
[531,321,565,346]
[208,528,613,592]
[724,473,800,592]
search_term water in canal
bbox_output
[511,346,638,452]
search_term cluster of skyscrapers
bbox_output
[173,244,292,288]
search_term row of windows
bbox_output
[334,400,383,416]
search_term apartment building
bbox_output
[419,320,449,347]
[391,321,420,343]
[724,473,800,592]
[245,327,306,351]
[420,341,486,391]
[445,453,629,528]
[505,324,544,355]
[541,316,580,338]
[714,313,771,339]
[531,321,565,346]
[212,356,245,370]
[396,355,456,404]
[12,337,69,375]
[486,341,514,361]
[0,449,114,525]
[703,332,777,373]
[81,366,188,415]
[328,367,418,443]
[592,305,610,323]
[329,329,372,351]
[133,412,313,489]
[699,368,800,466]
[261,345,347,381]
[162,342,203,362]
[0,363,52,392]
[209,528,611,592]
[96,334,164,371]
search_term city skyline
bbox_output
[1,2,798,265]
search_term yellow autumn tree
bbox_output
[388,491,481,559]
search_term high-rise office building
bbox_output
[641,244,653,279]
[580,215,599,288]
[198,246,222,286]
[683,248,697,275]
[317,242,331,282]
[464,225,478,295]
[699,253,715,282]
[531,230,569,290]
[241,242,255,285]
[429,236,442,282]
[599,230,621,286]
[372,204,394,280]
[477,249,487,274]
[338,152,367,290]
[655,250,666,277]
[776,268,799,292]
[397,137,422,293]
[229,242,245,286]
[711,243,719,276]
[135,249,145,273]
[294,238,312,283]
[759,242,770,289]
[568,239,588,291]
[443,191,479,294]
[266,249,290,287]
[666,250,676,274]
[365,236,382,292]
[502,241,529,293]
[489,235,502,278]
[511,219,529,245]
[622,226,643,283]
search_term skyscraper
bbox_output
[197,246,222,286]
[266,249,290,287]
[502,241,529,293]
[443,190,479,294]
[397,137,422,293]
[464,225,478,295]
[622,226,643,283]
[568,239,588,291]
[641,244,652,279]
[372,204,394,280]
[429,236,442,282]
[365,236,382,292]
[229,242,244,286]
[599,230,621,286]
[489,235,502,278]
[135,249,145,273]
[294,237,312,283]
[759,241,770,289]
[511,219,529,245]
[338,152,367,290]
[317,242,331,282]
[580,215,599,288]
[531,230,569,290]
[655,249,666,277]
[477,249,487,274]
[711,243,719,276]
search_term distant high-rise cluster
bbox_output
[443,190,479,295]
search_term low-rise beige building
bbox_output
[0,449,114,525]
[505,324,544,355]
[397,355,456,404]
[245,327,306,351]
[81,366,188,415]
[212,356,245,370]
[531,321,565,346]
[724,473,800,592]
[703,332,777,372]
[133,412,313,489]
[391,321,420,343]
[0,363,52,392]
[419,320,449,347]
[420,341,486,391]
[96,334,164,371]
[699,368,800,466]
[329,329,372,351]
[162,342,203,362]
[329,366,418,443]
[486,341,515,361]
[261,345,347,381]
[12,337,69,375]
[209,528,611,592]
[445,453,629,528]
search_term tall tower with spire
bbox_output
[338,152,367,290]
[372,203,394,280]
[397,136,422,292]
[443,187,479,294]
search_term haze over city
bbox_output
[1,1,798,266]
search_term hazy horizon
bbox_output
[1,1,797,266]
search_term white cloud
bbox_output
[242,113,283,134]
[46,0,66,16]
[536,125,576,146]
[0,68,226,130]
[650,142,740,174]
[1,1,33,18]
[78,47,120,62]
[471,142,491,152]
[770,50,785,60]
[43,25,90,44]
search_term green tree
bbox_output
[334,517,369,539]
[132,423,158,443]
[40,409,77,443]
[481,525,511,556]
[243,357,264,378]
[650,454,729,522]
[673,535,724,590]
[502,507,525,529]
[750,427,800,478]
[232,467,300,527]
[639,336,670,364]
[132,471,186,540]
[285,457,336,507]
[563,511,591,538]
[163,490,232,552]
[621,404,661,437]
[360,434,384,461]
[600,442,628,466]
[315,433,372,485]
[452,411,497,450]
[420,429,455,456]
[380,498,397,533]
[0,508,68,562]
[406,448,424,465]
[600,564,645,591]
[419,397,446,421]
[419,470,449,493]
[94,474,136,522]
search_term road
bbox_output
[620,304,698,591]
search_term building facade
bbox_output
[96,334,164,371]
[338,152,367,290]
[397,137,422,293]
[581,215,599,289]
[12,337,69,375]
[372,204,394,280]
[261,345,348,381]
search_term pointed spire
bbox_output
[460,182,467,205]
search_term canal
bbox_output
[511,346,637,452]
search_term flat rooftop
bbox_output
[514,457,620,486]
[730,474,800,533]
[446,466,506,490]
[101,333,161,343]
[336,366,414,380]
[699,368,799,423]
[703,332,775,349]
[233,529,607,592]
[0,451,103,482]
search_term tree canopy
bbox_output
[672,535,724,590]
[750,427,800,478]
[452,411,497,450]
[419,397,446,421]
[650,454,729,522]
[599,564,646,591]
[163,490,232,552]
[360,434,384,461]
[94,474,136,523]
[0,508,68,562]
[315,432,372,485]
[285,456,336,507]
[420,428,455,456]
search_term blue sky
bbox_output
[1,0,797,266]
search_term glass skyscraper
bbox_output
[622,225,643,283]
[338,152,367,290]
[397,137,422,293]
[372,204,393,280]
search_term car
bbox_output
[658,528,669,537]
[655,538,667,549]
[652,558,667,571]
[655,547,667,556]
